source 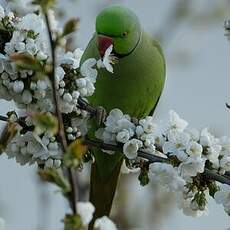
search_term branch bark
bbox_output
[44,12,77,214]
[84,138,230,185]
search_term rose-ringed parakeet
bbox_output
[80,5,166,227]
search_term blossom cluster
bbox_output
[0,4,115,167]
[77,202,117,230]
[96,109,230,216]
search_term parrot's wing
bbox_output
[149,38,166,116]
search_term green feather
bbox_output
[80,5,166,227]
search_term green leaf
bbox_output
[64,214,85,230]
[0,122,18,154]
[33,112,58,136]
[62,18,79,37]
[193,191,207,211]
[138,168,149,186]
[38,168,71,194]
[208,181,220,198]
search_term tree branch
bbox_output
[44,12,77,214]
[84,138,230,185]
[77,97,230,186]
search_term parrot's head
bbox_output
[96,5,141,57]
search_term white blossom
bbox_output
[214,184,230,215]
[94,216,117,230]
[97,45,117,73]
[77,202,95,226]
[187,128,200,142]
[104,109,135,136]
[219,136,230,156]
[116,129,130,143]
[149,163,185,192]
[58,48,83,69]
[123,138,142,159]
[13,80,24,93]
[16,13,45,35]
[178,157,205,180]
[220,156,230,171]
[80,58,97,81]
[139,116,157,134]
[169,110,188,131]
[186,141,203,157]
[163,129,190,161]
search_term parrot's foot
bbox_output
[96,106,107,126]
[131,117,139,125]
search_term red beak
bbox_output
[98,35,113,57]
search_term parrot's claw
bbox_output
[96,106,107,126]
[131,117,139,125]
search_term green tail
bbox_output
[88,150,123,229]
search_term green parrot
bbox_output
[80,5,166,228]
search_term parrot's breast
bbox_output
[81,32,165,118]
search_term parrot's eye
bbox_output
[121,31,128,38]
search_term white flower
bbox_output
[206,144,221,166]
[178,157,205,180]
[53,159,61,168]
[149,163,185,192]
[16,13,45,34]
[80,58,97,81]
[139,116,157,134]
[219,136,230,156]
[123,138,143,159]
[169,110,188,131]
[200,128,215,146]
[163,129,190,161]
[48,10,59,32]
[214,184,230,215]
[104,109,135,136]
[187,128,200,142]
[220,156,230,171]
[7,0,39,14]
[13,80,24,93]
[116,129,130,143]
[77,202,95,226]
[186,141,203,157]
[97,45,117,73]
[56,66,65,82]
[58,48,83,69]
[63,93,72,103]
[45,158,54,168]
[22,90,32,104]
[135,125,144,137]
[94,216,117,230]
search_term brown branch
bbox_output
[44,12,77,214]
[78,97,97,115]
[84,138,230,186]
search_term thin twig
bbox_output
[84,138,230,185]
[0,114,31,130]
[0,115,8,122]
[78,97,97,115]
[44,12,77,214]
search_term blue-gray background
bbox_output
[0,0,230,229]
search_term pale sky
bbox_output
[0,0,230,229]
